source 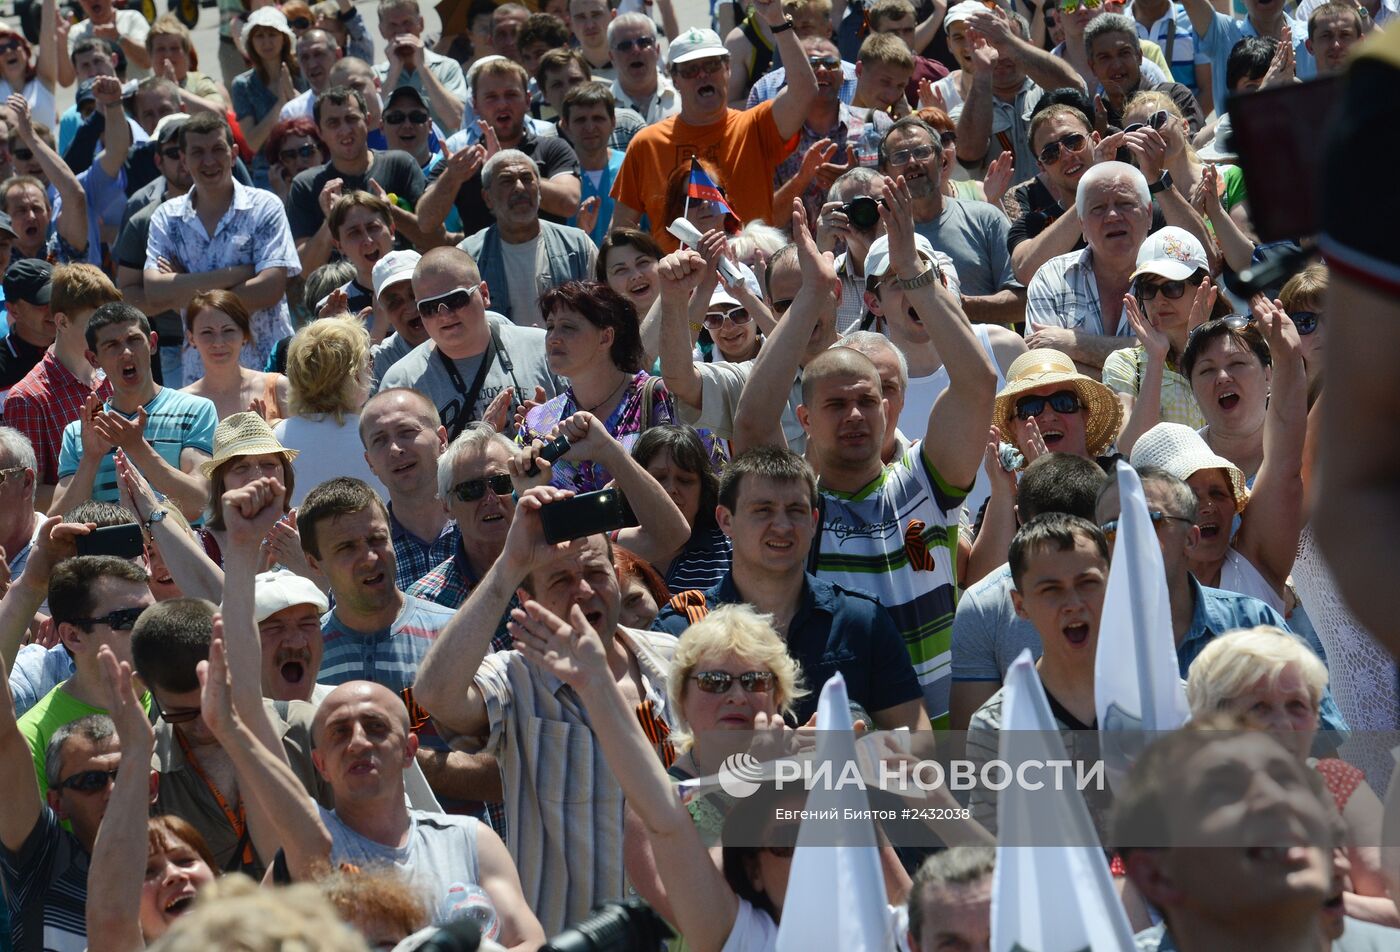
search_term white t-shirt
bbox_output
[499,235,545,329]
[273,413,389,506]
[719,897,909,952]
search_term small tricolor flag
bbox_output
[686,157,741,231]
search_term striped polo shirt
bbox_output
[814,449,965,728]
[318,594,455,694]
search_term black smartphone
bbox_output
[538,489,635,544]
[524,434,571,477]
[75,524,145,559]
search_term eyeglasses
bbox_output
[1013,389,1082,420]
[884,143,936,168]
[612,35,656,53]
[417,286,478,318]
[1290,310,1321,335]
[12,147,32,161]
[690,670,777,694]
[384,109,429,125]
[57,767,119,793]
[674,56,728,80]
[807,54,841,69]
[287,16,311,29]
[0,465,25,483]
[160,705,202,725]
[451,473,513,502]
[1123,110,1170,134]
[1137,272,1205,300]
[1037,132,1087,165]
[278,144,319,162]
[69,606,145,631]
[1059,0,1101,12]
[160,146,182,160]
[703,307,751,330]
[1099,510,1194,543]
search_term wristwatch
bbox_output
[899,263,942,290]
[1148,170,1173,195]
[769,16,795,33]
[143,507,168,532]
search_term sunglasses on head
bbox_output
[71,606,145,631]
[885,143,936,168]
[1099,510,1194,543]
[1186,313,1256,347]
[1013,389,1082,420]
[1137,272,1205,300]
[703,307,751,330]
[452,473,513,503]
[1290,310,1321,335]
[384,109,429,125]
[278,143,318,162]
[612,35,656,52]
[1037,131,1087,165]
[1123,110,1170,135]
[57,767,119,793]
[690,670,777,694]
[287,16,311,29]
[674,56,728,80]
[417,286,478,318]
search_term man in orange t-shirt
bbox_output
[610,0,817,250]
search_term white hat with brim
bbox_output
[255,569,329,623]
[245,6,296,43]
[993,350,1123,458]
[668,28,727,66]
[864,232,938,280]
[200,411,299,478]
[372,249,421,299]
[1128,421,1249,511]
[1131,226,1211,283]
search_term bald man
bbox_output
[376,247,561,439]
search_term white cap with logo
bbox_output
[1130,226,1210,282]
[668,28,727,66]
[372,249,422,299]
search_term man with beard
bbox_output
[417,57,581,240]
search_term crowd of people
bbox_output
[0,0,1394,947]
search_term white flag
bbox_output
[991,650,1137,952]
[1095,461,1190,792]
[775,673,894,952]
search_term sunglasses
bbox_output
[161,146,182,160]
[807,54,841,69]
[885,143,936,168]
[1013,389,1082,420]
[674,57,728,79]
[451,473,513,503]
[690,670,777,694]
[1123,110,1170,135]
[12,147,32,161]
[160,705,202,725]
[1037,131,1087,165]
[70,606,145,631]
[384,109,429,125]
[1059,0,1101,11]
[770,298,793,313]
[703,307,751,330]
[278,144,319,162]
[417,286,478,318]
[1290,310,1321,335]
[1099,510,1194,543]
[612,35,656,53]
[57,767,119,794]
[0,39,24,54]
[287,16,311,29]
[1137,272,1205,300]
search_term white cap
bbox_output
[863,232,938,280]
[1131,226,1210,282]
[667,27,726,66]
[372,249,421,299]
[944,2,986,27]
[245,6,296,43]
[709,282,741,309]
[1197,112,1237,162]
[254,570,330,624]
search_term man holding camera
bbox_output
[414,467,679,935]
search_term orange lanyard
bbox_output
[175,732,254,867]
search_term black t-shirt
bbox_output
[1005,176,1168,256]
[426,129,580,236]
[113,198,185,345]
[0,332,47,393]
[286,150,427,240]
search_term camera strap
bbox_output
[437,324,516,437]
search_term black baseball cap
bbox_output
[4,258,52,306]
[0,212,16,240]
[385,85,430,112]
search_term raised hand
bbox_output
[99,645,154,752]
[982,150,1015,207]
[392,32,425,70]
[982,425,1019,498]
[1022,415,1051,462]
[261,510,313,576]
[576,196,602,236]
[6,94,32,143]
[483,386,516,434]
[318,287,350,320]
[1092,130,1126,164]
[91,407,148,452]
[499,485,580,579]
[512,384,547,435]
[197,620,240,740]
[442,141,487,183]
[317,177,346,218]
[797,137,838,184]
[1253,295,1301,364]
[276,62,297,103]
[1123,294,1169,363]
[878,175,920,275]
[814,144,856,192]
[657,248,710,303]
[221,477,288,552]
[115,450,161,524]
[551,411,615,462]
[478,119,501,159]
[1187,274,1217,332]
[91,76,124,109]
[917,76,947,112]
[508,600,610,691]
[1262,28,1296,88]
[28,515,92,581]
[815,199,849,253]
[790,197,838,289]
[79,392,113,457]
[1123,127,1167,182]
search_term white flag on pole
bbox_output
[991,650,1137,952]
[774,673,895,952]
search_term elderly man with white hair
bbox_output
[458,149,597,328]
[607,12,679,123]
[1024,160,1156,375]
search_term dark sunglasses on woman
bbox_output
[1289,311,1321,335]
[1137,272,1206,301]
[1014,389,1082,420]
[690,670,776,694]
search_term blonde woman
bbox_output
[273,317,386,507]
[1187,626,1397,927]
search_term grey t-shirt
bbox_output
[321,806,490,926]
[915,197,1020,297]
[371,332,415,387]
[950,562,1041,682]
[499,235,544,329]
[376,317,562,437]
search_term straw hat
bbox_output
[200,412,299,478]
[993,350,1123,458]
[1128,422,1248,511]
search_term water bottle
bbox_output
[440,882,499,941]
[856,123,882,168]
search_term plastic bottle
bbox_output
[441,882,500,940]
[856,124,882,168]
